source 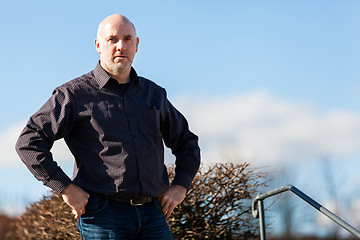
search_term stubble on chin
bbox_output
[104,61,130,76]
[107,63,123,75]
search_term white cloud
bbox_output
[173,91,360,167]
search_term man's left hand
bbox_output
[158,185,187,219]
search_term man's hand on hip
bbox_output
[61,183,90,219]
[158,185,187,219]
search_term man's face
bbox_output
[95,19,139,76]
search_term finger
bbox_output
[72,208,81,219]
[161,200,171,214]
[165,204,176,219]
[72,208,77,216]
[158,196,168,210]
[158,195,166,206]
[84,192,90,200]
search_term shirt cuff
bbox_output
[44,170,73,194]
[171,170,194,190]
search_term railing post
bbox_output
[258,199,266,240]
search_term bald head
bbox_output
[95,14,139,83]
[97,14,137,39]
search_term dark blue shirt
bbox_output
[15,63,201,198]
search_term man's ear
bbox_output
[95,38,101,54]
[135,37,139,53]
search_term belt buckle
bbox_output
[130,199,143,206]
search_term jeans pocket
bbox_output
[84,192,109,215]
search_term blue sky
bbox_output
[1,0,360,236]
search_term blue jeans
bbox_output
[77,193,173,240]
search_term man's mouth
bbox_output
[114,55,127,59]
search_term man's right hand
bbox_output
[61,183,90,219]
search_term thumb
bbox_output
[72,208,82,219]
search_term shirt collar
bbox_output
[93,61,142,89]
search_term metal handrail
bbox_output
[251,185,360,240]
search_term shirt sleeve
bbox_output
[161,94,201,190]
[15,88,75,194]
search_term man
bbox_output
[16,14,200,239]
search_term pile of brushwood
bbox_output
[6,163,266,240]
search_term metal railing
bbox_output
[251,185,360,240]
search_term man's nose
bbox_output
[116,40,126,51]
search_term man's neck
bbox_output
[111,73,131,84]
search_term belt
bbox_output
[109,196,154,206]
